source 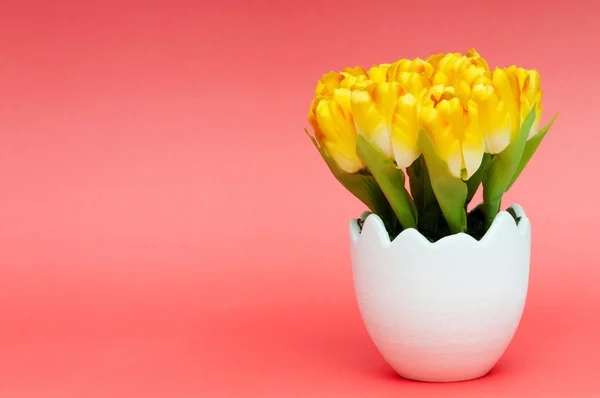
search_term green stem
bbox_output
[419,157,439,233]
[407,159,424,216]
[484,195,501,229]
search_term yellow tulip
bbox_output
[314,71,343,97]
[314,68,371,97]
[386,58,434,103]
[388,58,435,78]
[420,85,484,180]
[427,48,489,72]
[428,49,490,101]
[350,82,422,168]
[491,66,543,141]
[465,48,490,71]
[470,76,514,154]
[309,88,365,173]
[506,66,543,139]
[307,50,543,177]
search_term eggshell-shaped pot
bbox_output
[349,204,530,382]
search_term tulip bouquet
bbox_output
[306,49,556,242]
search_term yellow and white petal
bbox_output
[483,125,512,154]
[492,68,520,140]
[420,105,464,178]
[471,80,513,154]
[436,98,464,136]
[528,91,543,139]
[329,146,364,174]
[390,94,421,168]
[314,89,364,173]
[460,101,485,179]
[520,70,543,139]
[442,134,464,179]
[350,83,400,158]
[500,66,544,140]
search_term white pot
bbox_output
[349,204,530,382]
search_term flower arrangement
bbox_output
[306,49,556,241]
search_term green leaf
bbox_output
[466,153,491,206]
[417,128,467,234]
[407,156,439,233]
[356,135,417,230]
[305,130,394,220]
[482,105,537,227]
[505,114,558,191]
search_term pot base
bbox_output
[395,367,491,383]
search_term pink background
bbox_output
[0,0,598,396]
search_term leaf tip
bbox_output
[305,128,320,149]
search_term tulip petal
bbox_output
[391,94,421,168]
[350,84,401,159]
[471,78,513,154]
[393,71,430,99]
[492,68,520,139]
[484,130,511,154]
[462,140,484,180]
[444,141,464,179]
[315,71,342,96]
[314,89,363,173]
[461,101,485,179]
[342,66,368,77]
[368,64,390,83]
[350,91,390,158]
[420,105,463,179]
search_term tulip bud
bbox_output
[314,67,372,97]
[470,76,514,154]
[308,88,365,173]
[314,71,343,97]
[387,58,435,79]
[420,85,484,180]
[492,66,543,141]
[386,58,434,106]
[428,49,490,101]
[350,82,422,169]
[508,66,543,139]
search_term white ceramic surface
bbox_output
[349,204,530,382]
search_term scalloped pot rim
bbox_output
[349,204,530,249]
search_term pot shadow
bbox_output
[220,300,525,387]
[282,320,519,386]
